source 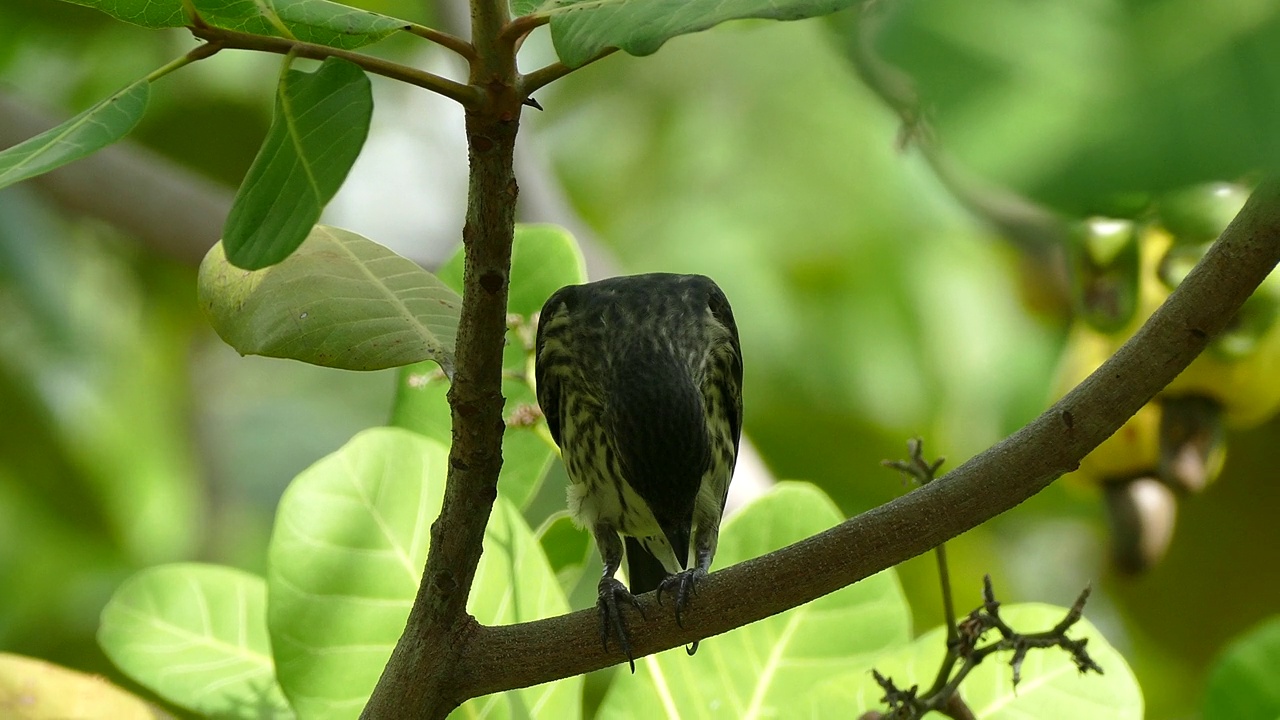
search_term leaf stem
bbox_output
[405,22,477,60]
[144,41,224,83]
[187,27,482,108]
[499,12,548,45]
[521,48,617,95]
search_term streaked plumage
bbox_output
[535,273,743,670]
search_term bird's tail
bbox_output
[625,537,669,595]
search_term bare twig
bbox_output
[883,440,960,695]
[873,577,1101,718]
[187,26,481,108]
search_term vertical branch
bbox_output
[361,1,525,717]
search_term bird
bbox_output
[534,273,743,672]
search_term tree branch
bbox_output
[187,26,482,108]
[447,176,1280,697]
[360,0,524,716]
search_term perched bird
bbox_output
[535,273,743,671]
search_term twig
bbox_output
[873,577,1102,718]
[187,25,481,108]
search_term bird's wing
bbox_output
[534,286,574,447]
[707,283,743,450]
[706,283,744,510]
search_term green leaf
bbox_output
[544,0,861,68]
[596,482,911,718]
[0,653,167,720]
[437,223,589,316]
[0,80,149,191]
[193,0,409,50]
[56,0,184,28]
[809,604,1143,718]
[510,0,541,19]
[97,564,293,719]
[199,226,461,372]
[535,511,593,599]
[55,0,408,44]
[266,427,580,719]
[1204,616,1280,720]
[390,367,555,508]
[223,57,372,270]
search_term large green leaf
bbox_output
[55,0,406,47]
[391,368,555,508]
[56,0,184,28]
[223,57,372,270]
[97,564,293,719]
[266,427,580,719]
[809,604,1143,718]
[199,226,461,372]
[535,512,593,601]
[596,482,911,718]
[0,653,168,720]
[541,0,861,68]
[192,0,408,50]
[0,80,148,191]
[1204,616,1280,720]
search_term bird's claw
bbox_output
[598,576,645,673]
[656,567,706,629]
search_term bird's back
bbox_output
[536,273,743,574]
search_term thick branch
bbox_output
[449,176,1280,695]
[188,26,481,108]
[360,0,523,716]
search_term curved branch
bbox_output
[188,27,482,108]
[454,176,1280,696]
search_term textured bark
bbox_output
[358,0,521,716]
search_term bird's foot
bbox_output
[657,567,707,654]
[598,576,646,673]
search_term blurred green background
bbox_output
[2,1,1279,718]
